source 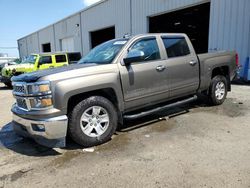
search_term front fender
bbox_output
[53,73,124,114]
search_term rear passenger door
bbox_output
[55,54,68,67]
[161,36,199,97]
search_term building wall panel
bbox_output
[18,38,28,58]
[54,14,82,53]
[26,33,39,54]
[209,0,250,66]
[38,26,56,52]
[81,0,131,55]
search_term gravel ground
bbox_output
[0,83,250,188]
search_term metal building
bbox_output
[18,0,250,70]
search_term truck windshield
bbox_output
[78,39,128,65]
[21,55,37,64]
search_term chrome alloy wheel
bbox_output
[80,106,110,137]
[215,81,225,100]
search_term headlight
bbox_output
[28,81,51,95]
[13,81,53,111]
[29,95,53,109]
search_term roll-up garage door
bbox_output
[61,37,74,52]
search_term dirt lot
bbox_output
[0,83,250,188]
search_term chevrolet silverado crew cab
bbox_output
[11,34,238,148]
[1,52,81,87]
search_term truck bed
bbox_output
[197,51,237,92]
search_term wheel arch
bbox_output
[211,66,231,91]
[67,88,119,114]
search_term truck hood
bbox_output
[11,64,96,83]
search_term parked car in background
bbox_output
[0,61,16,72]
[0,58,20,70]
[0,59,21,83]
[0,52,81,87]
[11,33,238,148]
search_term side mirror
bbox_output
[123,50,145,65]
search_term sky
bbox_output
[0,0,101,57]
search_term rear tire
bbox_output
[209,75,227,105]
[68,96,118,147]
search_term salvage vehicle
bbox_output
[1,52,81,87]
[11,34,238,148]
[0,60,18,74]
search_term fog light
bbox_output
[41,98,52,106]
[31,123,45,132]
[29,97,53,109]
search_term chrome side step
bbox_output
[123,95,198,120]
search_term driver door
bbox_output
[119,37,170,111]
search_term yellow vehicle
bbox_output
[0,52,81,87]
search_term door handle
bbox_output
[189,60,197,66]
[156,65,166,72]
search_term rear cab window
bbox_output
[55,55,67,63]
[161,36,190,58]
[68,53,81,64]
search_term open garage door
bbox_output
[90,26,115,48]
[149,2,210,54]
[42,43,51,53]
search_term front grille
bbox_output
[13,85,25,94]
[16,98,28,110]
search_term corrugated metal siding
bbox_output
[37,26,56,53]
[18,38,28,58]
[54,14,82,53]
[81,0,131,55]
[131,0,208,34]
[26,33,39,54]
[209,0,250,67]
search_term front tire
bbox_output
[4,82,12,88]
[68,96,118,147]
[209,75,227,105]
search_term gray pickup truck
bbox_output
[11,33,238,148]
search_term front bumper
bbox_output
[12,114,68,148]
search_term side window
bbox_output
[68,53,81,64]
[162,37,190,58]
[39,56,52,64]
[130,38,161,62]
[55,55,66,63]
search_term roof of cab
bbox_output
[30,52,81,56]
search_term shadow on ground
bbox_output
[0,85,12,90]
[120,95,209,132]
[0,123,61,156]
[232,79,250,86]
